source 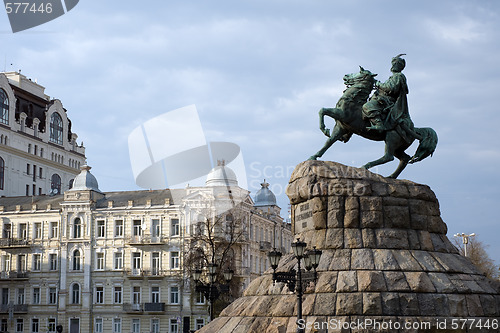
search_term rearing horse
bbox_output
[309,67,437,178]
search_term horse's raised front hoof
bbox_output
[320,127,330,137]
[308,155,318,161]
[361,164,369,170]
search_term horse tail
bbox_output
[409,127,438,164]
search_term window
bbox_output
[33,254,41,271]
[132,286,141,304]
[51,173,61,194]
[1,288,8,305]
[34,222,42,239]
[0,89,8,125]
[50,222,58,238]
[195,291,205,304]
[95,286,104,304]
[94,318,103,333]
[49,254,57,270]
[170,251,179,269]
[168,318,177,333]
[18,254,27,271]
[171,218,179,236]
[151,319,160,333]
[19,223,27,239]
[151,286,160,303]
[73,250,81,270]
[49,113,63,144]
[151,252,160,275]
[151,219,160,238]
[16,318,23,333]
[132,319,140,333]
[72,284,80,304]
[26,184,29,196]
[48,287,57,304]
[16,287,24,304]
[195,318,205,330]
[1,319,7,332]
[113,318,121,333]
[114,220,123,237]
[96,252,104,270]
[47,318,56,332]
[113,252,123,270]
[132,252,141,271]
[0,157,4,190]
[1,254,10,272]
[34,145,38,155]
[32,318,39,333]
[96,220,105,238]
[33,287,41,304]
[73,218,81,238]
[2,224,10,238]
[113,286,122,304]
[133,220,142,236]
[169,286,179,304]
[39,167,43,178]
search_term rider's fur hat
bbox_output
[391,54,406,71]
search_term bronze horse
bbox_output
[309,67,437,178]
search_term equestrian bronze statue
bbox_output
[309,55,437,178]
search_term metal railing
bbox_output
[144,302,165,312]
[123,303,143,312]
[125,235,167,245]
[0,238,31,247]
[0,271,30,279]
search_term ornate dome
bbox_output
[70,165,101,192]
[205,160,238,187]
[254,180,276,207]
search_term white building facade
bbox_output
[0,71,86,197]
[0,165,292,333]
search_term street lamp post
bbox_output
[454,233,475,257]
[268,238,322,333]
[192,262,234,321]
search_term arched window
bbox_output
[71,283,80,304]
[73,250,81,270]
[73,218,81,238]
[51,174,61,194]
[0,157,4,190]
[49,113,63,144]
[69,179,74,189]
[0,89,8,125]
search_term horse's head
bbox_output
[343,66,377,88]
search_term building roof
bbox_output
[254,181,277,207]
[69,165,101,192]
[0,194,64,211]
[205,160,238,187]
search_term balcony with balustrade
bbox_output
[0,304,28,314]
[0,271,30,280]
[123,303,143,313]
[0,238,32,249]
[125,235,167,245]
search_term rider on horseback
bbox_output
[362,54,412,139]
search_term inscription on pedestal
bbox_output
[294,201,313,233]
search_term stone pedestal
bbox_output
[197,161,500,332]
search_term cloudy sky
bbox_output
[2,1,499,265]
